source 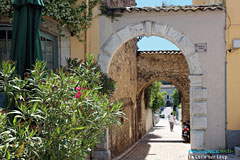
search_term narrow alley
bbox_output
[117,108,190,160]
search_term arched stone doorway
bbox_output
[136,51,190,132]
[98,21,208,150]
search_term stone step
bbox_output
[235,146,240,156]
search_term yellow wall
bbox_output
[226,0,240,130]
[70,1,100,60]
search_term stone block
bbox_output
[98,53,111,74]
[103,34,122,56]
[191,116,207,130]
[191,130,205,150]
[188,53,203,75]
[178,35,195,56]
[144,21,152,37]
[116,27,132,43]
[191,101,207,116]
[189,75,203,87]
[152,23,167,36]
[166,27,181,42]
[192,87,207,101]
[129,23,144,38]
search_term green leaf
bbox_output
[56,126,60,135]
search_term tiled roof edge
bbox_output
[107,5,224,13]
[137,50,182,55]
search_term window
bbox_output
[0,24,57,108]
[40,32,57,71]
[0,25,12,62]
[0,24,57,71]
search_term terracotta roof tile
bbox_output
[137,50,182,55]
[108,5,224,13]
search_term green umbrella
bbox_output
[10,0,44,78]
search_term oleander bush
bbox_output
[0,55,122,160]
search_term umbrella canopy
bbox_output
[10,0,44,77]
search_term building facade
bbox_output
[193,0,240,150]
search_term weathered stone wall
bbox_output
[137,54,190,122]
[106,1,138,157]
[108,39,138,157]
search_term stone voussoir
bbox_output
[103,34,122,57]
[188,53,203,75]
[144,21,152,37]
[98,52,111,74]
[166,27,181,43]
[152,23,168,37]
[129,22,145,38]
[116,27,132,44]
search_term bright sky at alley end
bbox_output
[136,0,192,51]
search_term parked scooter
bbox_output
[182,121,190,143]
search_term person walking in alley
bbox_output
[168,112,175,132]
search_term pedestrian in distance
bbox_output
[168,112,175,132]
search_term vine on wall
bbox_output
[0,0,99,41]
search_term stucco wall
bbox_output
[99,10,226,149]
[71,2,100,60]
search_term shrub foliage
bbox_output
[0,55,122,160]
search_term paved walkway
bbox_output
[116,107,240,160]
[120,118,190,160]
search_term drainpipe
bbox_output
[225,56,228,149]
[224,6,228,149]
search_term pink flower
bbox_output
[82,88,85,90]
[77,91,82,95]
[75,94,80,99]
[76,86,81,91]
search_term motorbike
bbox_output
[182,121,190,143]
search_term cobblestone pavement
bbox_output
[121,117,190,160]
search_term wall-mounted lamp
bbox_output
[233,39,240,48]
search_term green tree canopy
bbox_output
[171,88,181,107]
[144,81,167,112]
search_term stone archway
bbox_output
[98,21,208,150]
[136,51,190,124]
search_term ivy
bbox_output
[0,0,99,41]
